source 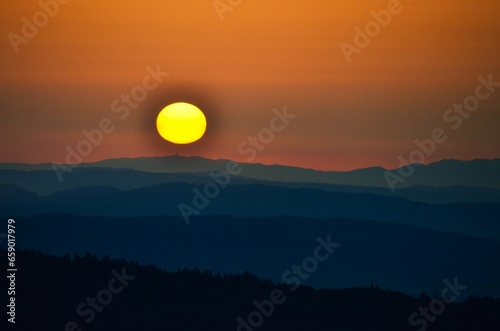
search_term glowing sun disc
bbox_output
[156,102,207,144]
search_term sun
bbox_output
[156,102,207,144]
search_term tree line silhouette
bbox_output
[0,248,498,330]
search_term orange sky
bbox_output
[1,0,499,170]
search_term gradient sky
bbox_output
[1,0,499,170]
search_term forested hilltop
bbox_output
[1,249,499,331]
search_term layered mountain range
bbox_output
[1,156,498,298]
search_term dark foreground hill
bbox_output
[10,214,500,298]
[0,249,498,331]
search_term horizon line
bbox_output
[0,155,498,173]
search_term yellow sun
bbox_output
[156,102,207,144]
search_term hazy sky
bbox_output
[1,0,499,170]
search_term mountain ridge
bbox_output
[1,156,499,189]
[11,214,500,299]
[3,182,499,240]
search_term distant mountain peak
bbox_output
[1,157,498,189]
